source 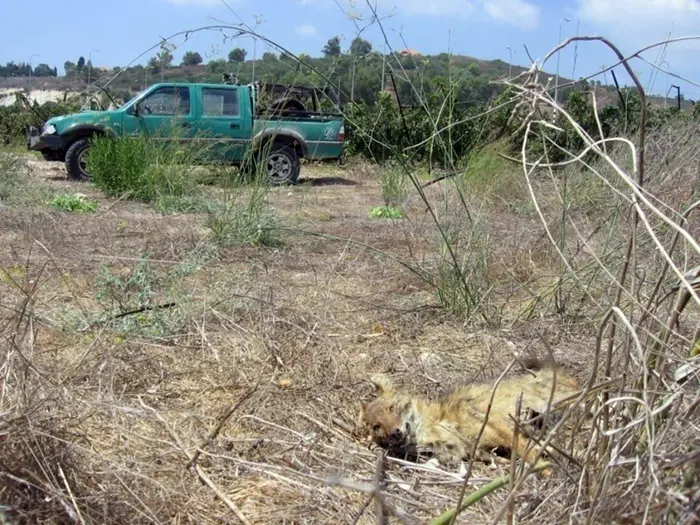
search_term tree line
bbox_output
[0,61,57,77]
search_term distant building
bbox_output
[399,48,421,57]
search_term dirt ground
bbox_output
[0,157,610,524]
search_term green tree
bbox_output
[323,36,342,57]
[228,48,247,62]
[182,51,203,66]
[262,52,277,62]
[77,56,86,71]
[350,37,372,56]
[64,61,76,76]
[158,50,174,69]
[33,63,56,77]
[148,57,160,73]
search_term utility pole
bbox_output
[251,14,264,84]
[252,40,257,83]
[554,17,571,105]
[571,17,580,80]
[601,64,608,88]
[351,55,356,102]
[29,54,40,77]
[505,46,513,78]
[88,48,99,86]
[380,41,386,92]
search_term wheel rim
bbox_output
[77,146,91,179]
[265,153,292,182]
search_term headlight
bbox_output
[43,124,56,135]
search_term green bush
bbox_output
[369,205,404,219]
[86,134,198,202]
[0,94,80,145]
[207,185,279,247]
[379,163,408,206]
[50,193,98,213]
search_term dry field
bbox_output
[1,141,699,524]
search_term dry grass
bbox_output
[1,110,699,525]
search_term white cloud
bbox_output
[337,0,538,27]
[295,23,319,37]
[577,0,700,54]
[579,0,700,25]
[482,0,539,29]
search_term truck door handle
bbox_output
[180,123,191,128]
[230,123,240,129]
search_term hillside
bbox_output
[0,52,569,108]
[2,52,692,113]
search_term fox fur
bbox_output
[357,359,580,468]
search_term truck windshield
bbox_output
[118,90,145,110]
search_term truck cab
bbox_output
[28,81,345,185]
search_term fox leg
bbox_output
[476,424,545,465]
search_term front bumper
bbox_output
[27,127,66,152]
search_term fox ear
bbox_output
[370,373,395,395]
[359,402,367,419]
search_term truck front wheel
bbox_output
[262,144,300,185]
[65,138,92,181]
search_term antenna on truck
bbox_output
[222,73,239,85]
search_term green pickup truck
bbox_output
[28,81,345,185]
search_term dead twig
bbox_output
[506,393,523,525]
[138,397,252,525]
[375,449,388,525]
[429,462,552,525]
[187,386,258,469]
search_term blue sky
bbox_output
[2,0,700,98]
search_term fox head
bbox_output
[357,374,411,450]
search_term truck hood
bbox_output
[47,110,118,133]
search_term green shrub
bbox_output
[86,133,199,202]
[207,186,279,247]
[50,193,98,213]
[369,205,404,219]
[0,94,81,145]
[379,163,408,206]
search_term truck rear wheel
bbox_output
[65,138,92,181]
[262,144,300,185]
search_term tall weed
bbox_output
[379,162,408,206]
[206,158,279,248]
[87,134,198,201]
[206,185,279,247]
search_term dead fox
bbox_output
[357,359,581,468]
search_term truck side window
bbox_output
[202,88,239,117]
[140,87,191,116]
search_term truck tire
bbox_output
[65,138,92,181]
[261,144,300,185]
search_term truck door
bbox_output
[194,86,250,162]
[124,85,196,142]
